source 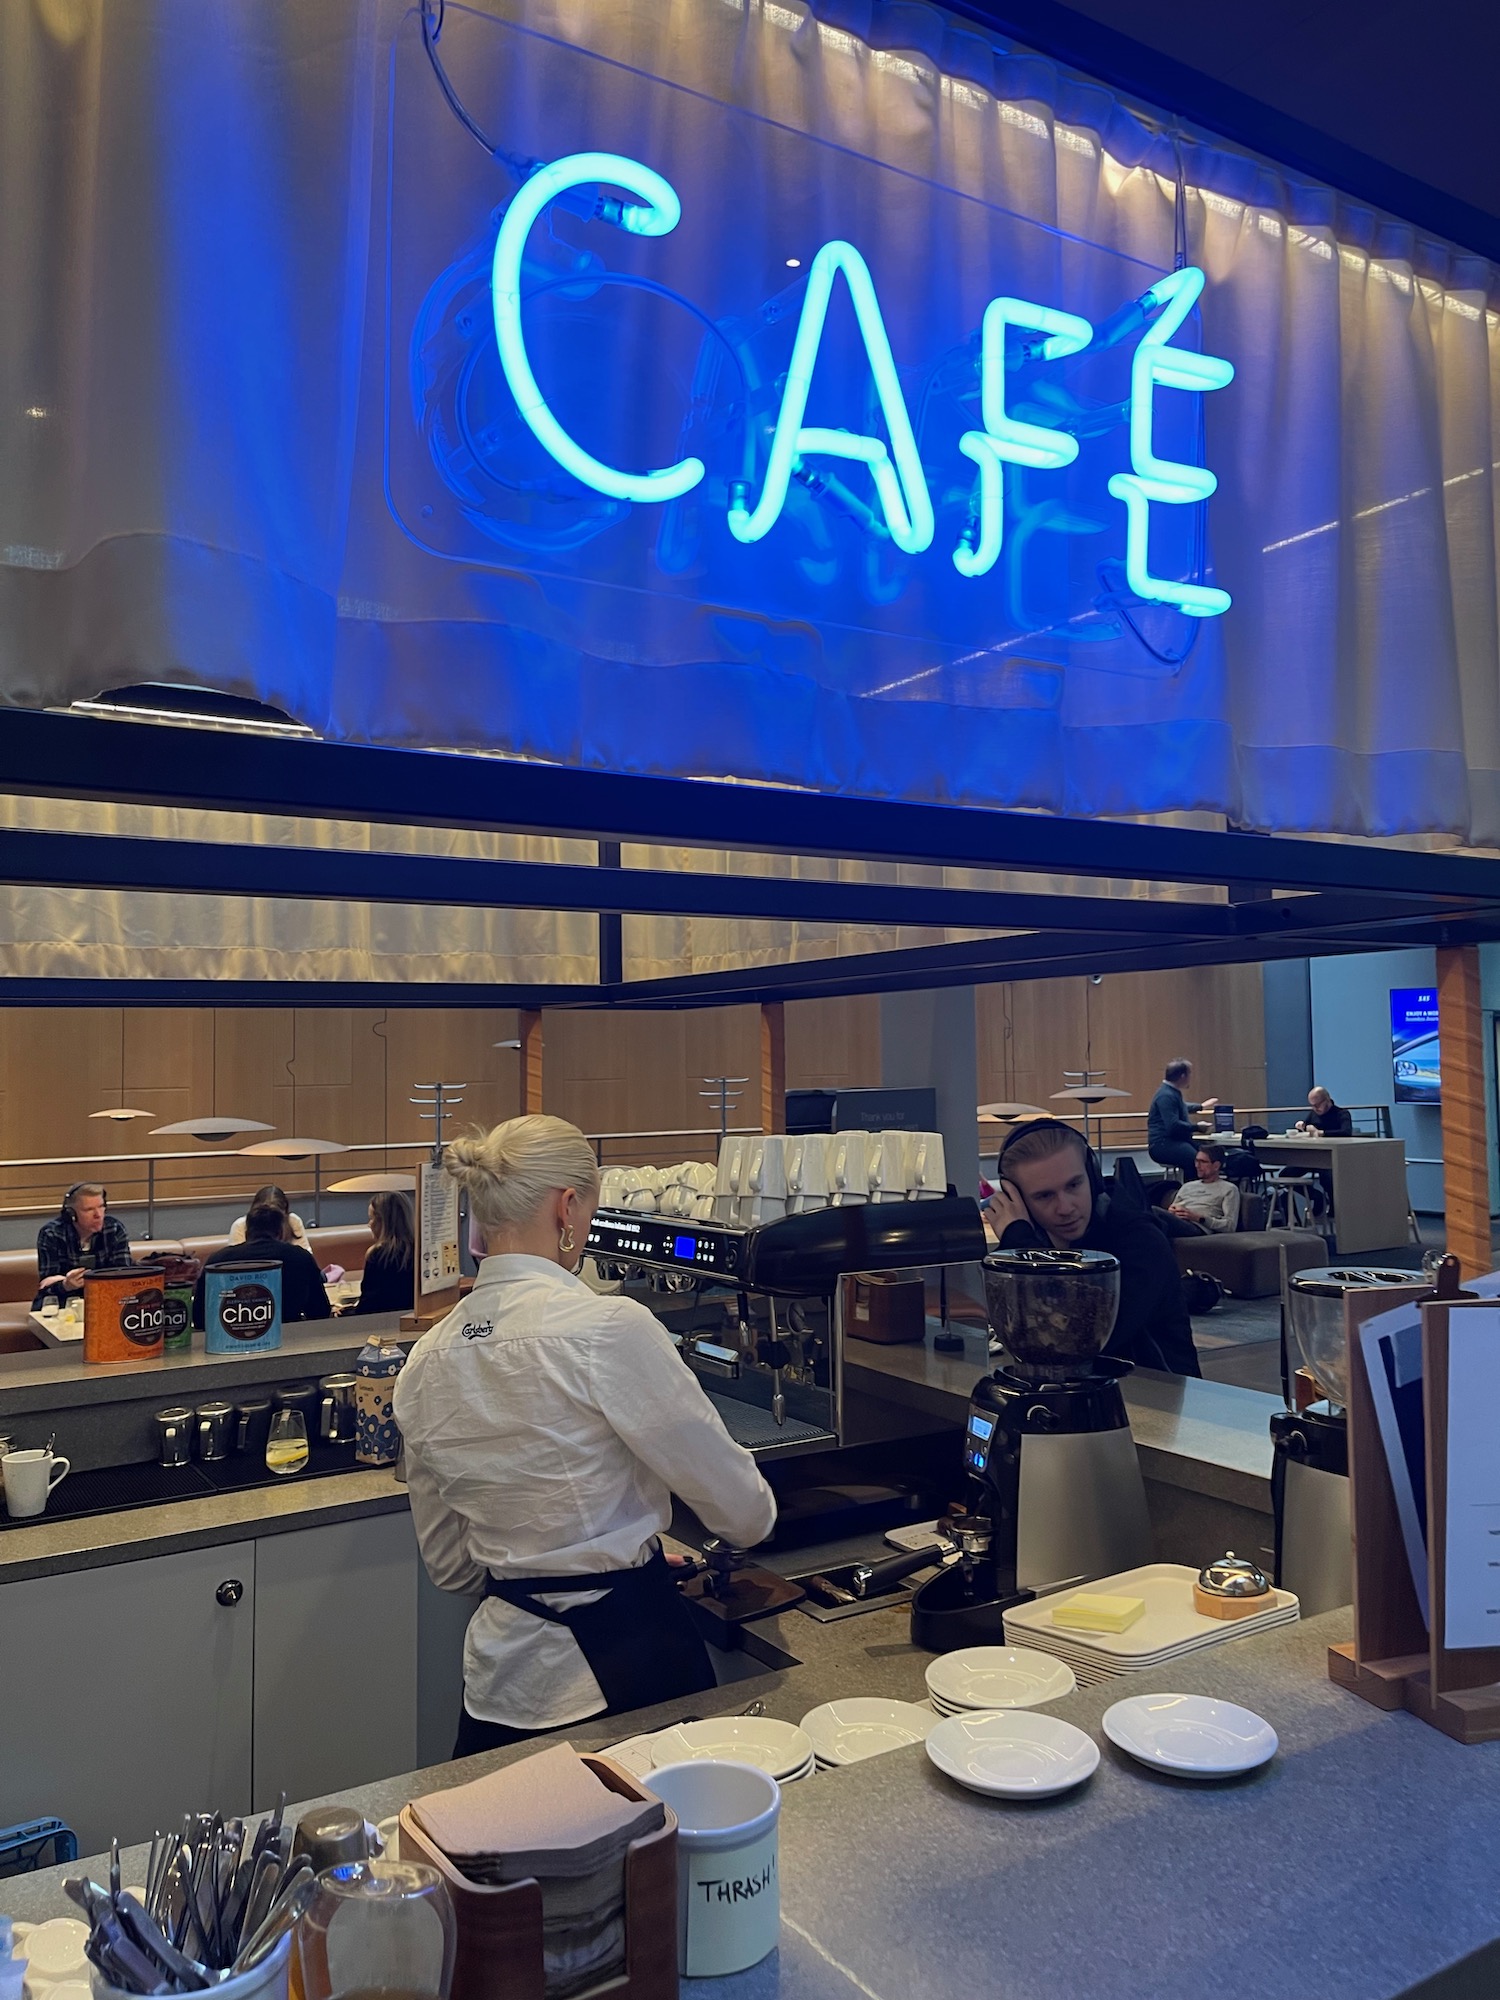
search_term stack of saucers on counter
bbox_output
[1002,1564,1300,1688]
[646,1715,817,1784]
[798,1698,936,1769]
[924,1645,1077,1716]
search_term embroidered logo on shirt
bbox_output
[459,1319,494,1342]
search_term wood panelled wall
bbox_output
[0,997,884,1209]
[0,969,1260,1210]
[976,965,1267,1145]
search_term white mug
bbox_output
[2,1449,70,1519]
[645,1760,781,1977]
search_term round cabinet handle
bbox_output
[216,1578,245,1607]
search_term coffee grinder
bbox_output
[1273,1264,1431,1614]
[912,1247,1153,1651]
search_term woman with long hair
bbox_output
[228,1183,308,1248]
[393,1114,776,1755]
[349,1190,415,1315]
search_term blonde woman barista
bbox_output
[394,1115,777,1755]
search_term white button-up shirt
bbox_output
[393,1254,778,1729]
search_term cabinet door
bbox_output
[0,1544,255,1854]
[252,1513,418,1808]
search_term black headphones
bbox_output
[995,1118,1106,1203]
[62,1182,107,1222]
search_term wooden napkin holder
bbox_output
[1330,1298,1500,1744]
[399,1756,679,2000]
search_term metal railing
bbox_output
[0,1126,762,1235]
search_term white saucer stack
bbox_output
[924,1646,1077,1716]
[646,1715,816,1784]
[1003,1564,1300,1687]
[799,1698,935,1769]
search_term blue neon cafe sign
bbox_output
[492,151,1234,617]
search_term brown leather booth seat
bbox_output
[0,1224,374,1354]
[1174,1227,1327,1299]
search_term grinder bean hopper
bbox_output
[912,1247,1153,1651]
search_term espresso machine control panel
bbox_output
[964,1408,997,1476]
[586,1209,749,1280]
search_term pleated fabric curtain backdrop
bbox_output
[1,0,1498,987]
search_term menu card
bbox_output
[1442,1305,1500,1650]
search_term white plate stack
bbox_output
[1003,1564,1300,1687]
[798,1698,936,1769]
[646,1716,817,1784]
[924,1646,1077,1716]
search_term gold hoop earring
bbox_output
[559,1224,576,1257]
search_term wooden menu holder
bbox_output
[398,1756,679,2000]
[1329,1296,1500,1744]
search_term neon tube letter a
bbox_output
[492,153,705,505]
[728,241,934,554]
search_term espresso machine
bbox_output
[585,1194,985,1458]
[912,1247,1153,1650]
[1273,1265,1429,1614]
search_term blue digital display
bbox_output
[968,1414,995,1441]
[1391,987,1440,1105]
[673,1234,697,1259]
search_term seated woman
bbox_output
[228,1183,309,1249]
[347,1191,415,1315]
[1168,1143,1241,1235]
[194,1200,331,1326]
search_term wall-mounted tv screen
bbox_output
[1391,988,1440,1104]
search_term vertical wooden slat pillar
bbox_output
[518,1010,544,1116]
[760,1002,786,1134]
[1437,946,1490,1278]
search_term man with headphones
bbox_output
[33,1182,133,1308]
[987,1119,1200,1377]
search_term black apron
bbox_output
[484,1544,716,1715]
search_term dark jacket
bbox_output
[193,1235,332,1328]
[1309,1100,1353,1137]
[1000,1198,1200,1377]
[350,1243,414,1317]
[33,1213,133,1308]
[1147,1081,1199,1155]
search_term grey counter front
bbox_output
[7,1601,1498,2000]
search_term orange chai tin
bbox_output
[84,1263,167,1363]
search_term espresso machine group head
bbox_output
[912,1246,1153,1653]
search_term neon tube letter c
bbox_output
[491,152,706,505]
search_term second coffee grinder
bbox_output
[912,1246,1153,1650]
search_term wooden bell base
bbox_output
[1328,1644,1500,1744]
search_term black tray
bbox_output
[0,1443,372,1530]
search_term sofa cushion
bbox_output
[1173,1228,1327,1299]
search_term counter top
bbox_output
[8,1599,1497,1999]
[0,1465,410,1585]
[847,1323,1277,1510]
[0,1312,409,1408]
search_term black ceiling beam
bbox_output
[0,980,582,1008]
[603,929,1386,1009]
[1228,890,1500,942]
[0,827,1240,937]
[4,708,1500,903]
